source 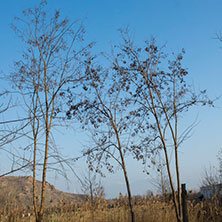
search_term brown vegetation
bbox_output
[0,192,221,222]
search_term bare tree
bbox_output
[9,1,91,221]
[217,148,222,183]
[79,170,105,202]
[201,149,222,186]
[201,165,220,187]
[111,32,211,222]
[151,152,171,199]
[67,61,142,222]
[72,168,105,222]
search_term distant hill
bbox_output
[0,176,87,210]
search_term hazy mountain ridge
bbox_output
[0,176,86,209]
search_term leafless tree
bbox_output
[9,1,91,221]
[151,152,171,199]
[217,148,222,183]
[201,165,221,187]
[111,31,211,222]
[70,168,104,222]
[67,60,143,222]
[79,170,105,202]
[201,149,222,187]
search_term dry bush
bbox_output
[0,195,221,222]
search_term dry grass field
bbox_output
[1,195,221,222]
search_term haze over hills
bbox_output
[0,176,87,209]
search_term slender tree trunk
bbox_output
[163,146,181,222]
[36,59,50,221]
[31,99,39,221]
[173,77,182,222]
[114,127,135,222]
[150,91,181,221]
[150,85,182,222]
[38,128,50,221]
[33,136,38,219]
[119,148,135,222]
[110,116,135,222]
[175,147,182,222]
[36,213,43,222]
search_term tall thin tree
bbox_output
[9,1,91,221]
[67,61,142,222]
[112,32,211,222]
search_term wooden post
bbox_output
[181,183,189,222]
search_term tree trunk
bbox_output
[118,147,135,222]
[36,212,43,222]
[38,128,50,220]
[175,147,182,221]
[111,115,135,222]
[33,138,38,219]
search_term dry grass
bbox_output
[0,195,221,222]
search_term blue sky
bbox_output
[0,0,222,197]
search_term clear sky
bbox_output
[0,0,222,198]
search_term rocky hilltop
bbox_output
[0,176,86,209]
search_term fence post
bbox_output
[181,183,189,222]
